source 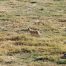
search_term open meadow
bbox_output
[0,0,66,66]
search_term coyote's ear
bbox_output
[28,28,30,30]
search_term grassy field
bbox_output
[0,0,66,66]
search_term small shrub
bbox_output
[57,59,66,64]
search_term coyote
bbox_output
[28,28,41,37]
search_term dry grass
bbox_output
[0,0,66,66]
